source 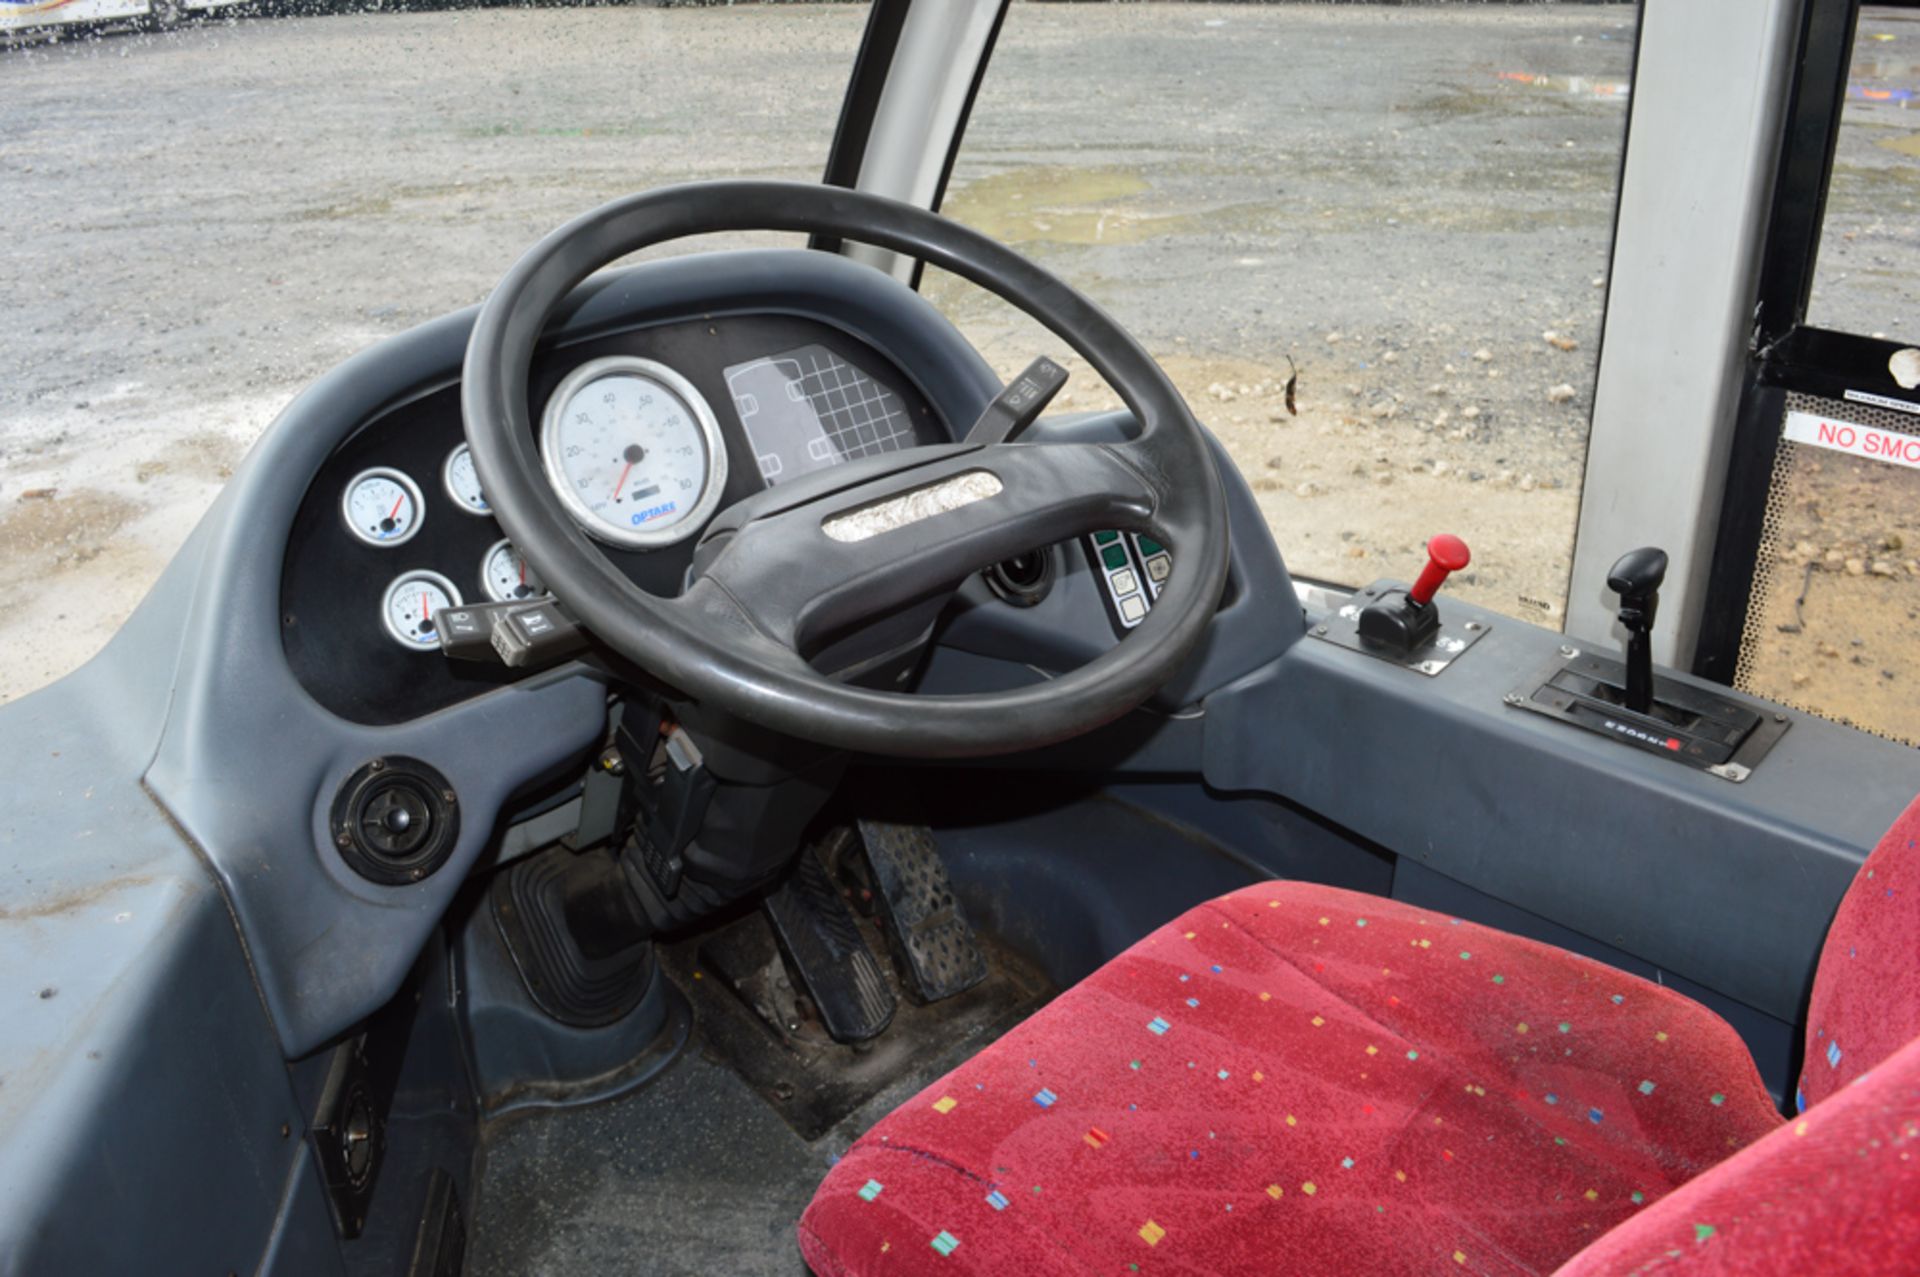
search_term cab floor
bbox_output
[467,950,1048,1276]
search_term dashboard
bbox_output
[281,312,949,724]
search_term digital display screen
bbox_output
[724,343,917,486]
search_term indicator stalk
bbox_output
[966,356,1069,445]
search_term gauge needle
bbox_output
[609,461,633,501]
[388,493,406,522]
[422,591,430,621]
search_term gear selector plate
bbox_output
[1506,646,1790,782]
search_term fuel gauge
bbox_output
[442,443,490,516]
[381,570,462,650]
[343,467,425,546]
[481,538,545,603]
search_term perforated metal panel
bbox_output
[1735,391,1920,745]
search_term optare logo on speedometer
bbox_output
[538,355,729,550]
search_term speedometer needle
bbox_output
[609,461,633,501]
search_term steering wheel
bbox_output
[462,181,1229,759]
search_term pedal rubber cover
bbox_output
[763,848,895,1043]
[857,821,987,1003]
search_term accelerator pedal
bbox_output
[763,844,895,1044]
[857,820,987,1004]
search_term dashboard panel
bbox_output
[281,313,950,724]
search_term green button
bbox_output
[1138,536,1164,555]
[1100,544,1129,570]
[1093,530,1120,546]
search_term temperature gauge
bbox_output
[381,570,462,651]
[442,443,490,516]
[342,467,425,547]
[481,538,545,603]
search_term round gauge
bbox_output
[538,355,729,549]
[481,538,545,603]
[380,570,462,651]
[442,443,490,516]
[342,467,425,547]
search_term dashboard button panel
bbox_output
[1085,530,1174,633]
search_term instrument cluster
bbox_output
[280,314,948,724]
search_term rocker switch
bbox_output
[1357,534,1471,656]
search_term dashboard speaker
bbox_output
[331,756,460,885]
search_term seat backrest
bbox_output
[1554,797,1920,1275]
[1798,794,1920,1113]
[1553,1030,1920,1275]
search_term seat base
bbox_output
[800,881,1781,1275]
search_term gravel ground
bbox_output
[2,2,1915,718]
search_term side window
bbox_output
[933,4,1640,628]
[1734,5,1920,745]
[1806,11,1920,340]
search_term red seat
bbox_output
[798,799,1920,1275]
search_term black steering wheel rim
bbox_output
[462,180,1229,759]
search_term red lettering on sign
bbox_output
[1862,429,1920,464]
[1817,421,1859,449]
[1785,410,1920,471]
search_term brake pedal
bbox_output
[857,821,987,1004]
[763,846,895,1044]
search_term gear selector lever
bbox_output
[1607,546,1667,715]
[1503,543,1790,781]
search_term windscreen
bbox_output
[934,2,1642,630]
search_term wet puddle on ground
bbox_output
[940,166,1193,247]
[0,489,138,591]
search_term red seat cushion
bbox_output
[1799,796,1920,1112]
[799,882,1781,1275]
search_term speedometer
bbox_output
[539,356,729,549]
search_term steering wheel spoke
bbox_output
[688,439,1155,658]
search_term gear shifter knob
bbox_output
[1607,547,1668,715]
[1607,547,1668,619]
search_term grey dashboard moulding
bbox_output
[137,249,1003,1057]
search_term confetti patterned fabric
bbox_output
[1797,796,1920,1112]
[1553,1033,1920,1276]
[799,882,1782,1275]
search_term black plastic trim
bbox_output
[908,0,1011,292]
[812,0,913,256]
[1693,0,1864,683]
